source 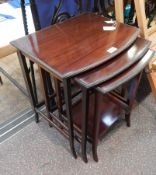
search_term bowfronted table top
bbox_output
[11,13,139,79]
[75,37,151,88]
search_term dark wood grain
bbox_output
[97,50,155,94]
[11,13,139,79]
[75,38,151,88]
[72,94,120,138]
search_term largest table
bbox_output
[11,13,139,159]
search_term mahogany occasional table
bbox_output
[11,13,139,160]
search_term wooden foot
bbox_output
[92,146,98,162]
[0,76,3,85]
[82,155,88,163]
[125,113,130,127]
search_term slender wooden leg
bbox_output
[63,79,77,159]
[38,67,53,126]
[0,75,3,85]
[29,61,38,104]
[45,72,56,112]
[126,73,142,127]
[121,84,127,98]
[125,112,131,127]
[17,51,39,123]
[81,87,89,163]
[54,78,63,121]
[92,91,101,162]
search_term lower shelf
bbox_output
[38,93,123,142]
[72,93,122,139]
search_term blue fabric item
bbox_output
[35,0,94,28]
[9,0,30,8]
[0,13,15,19]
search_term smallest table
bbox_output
[74,37,154,162]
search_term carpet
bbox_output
[0,93,156,175]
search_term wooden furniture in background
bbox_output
[147,56,156,100]
[134,0,156,39]
[115,0,124,23]
[114,0,156,38]
[133,0,156,100]
[114,0,156,100]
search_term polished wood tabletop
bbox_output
[11,13,139,79]
[97,50,155,94]
[75,38,151,88]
